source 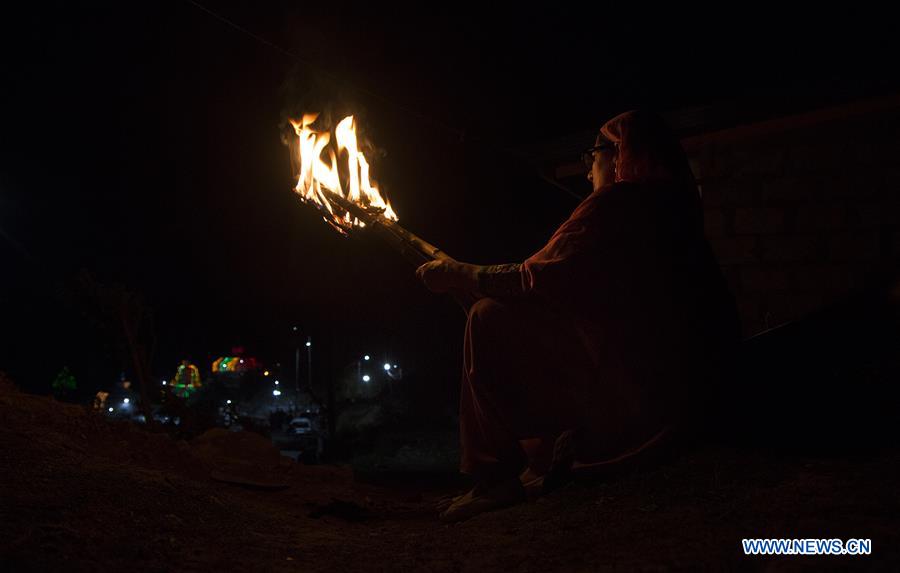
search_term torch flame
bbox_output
[290,114,397,233]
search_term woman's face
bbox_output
[587,137,617,192]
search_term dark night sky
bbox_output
[1,2,897,395]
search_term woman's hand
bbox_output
[416,259,479,294]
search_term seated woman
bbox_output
[417,110,740,522]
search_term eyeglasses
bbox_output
[581,143,615,170]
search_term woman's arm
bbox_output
[476,264,525,297]
[416,260,526,298]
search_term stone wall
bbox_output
[686,108,900,336]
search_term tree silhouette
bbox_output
[74,270,157,426]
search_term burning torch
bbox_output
[288,113,475,308]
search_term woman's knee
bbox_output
[467,297,505,325]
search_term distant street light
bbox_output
[362,375,370,382]
[363,355,370,361]
[293,327,301,403]
[306,336,312,395]
[383,363,391,371]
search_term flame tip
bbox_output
[292,112,396,230]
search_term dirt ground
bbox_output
[2,379,899,572]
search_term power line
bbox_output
[179,0,584,200]
[181,0,466,140]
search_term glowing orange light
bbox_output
[289,114,397,233]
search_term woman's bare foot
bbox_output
[438,477,525,523]
[518,467,545,499]
[434,493,464,513]
[436,467,541,513]
[542,429,576,494]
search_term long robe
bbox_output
[459,180,740,477]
